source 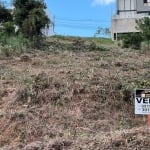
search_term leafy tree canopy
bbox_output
[0,4,12,23]
[136,17,150,49]
[136,17,150,39]
[13,0,47,28]
[13,0,50,40]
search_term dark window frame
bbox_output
[144,0,150,3]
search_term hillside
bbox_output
[0,36,150,150]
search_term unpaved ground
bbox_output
[0,37,150,149]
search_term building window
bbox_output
[144,0,150,3]
[114,33,117,41]
[144,0,150,6]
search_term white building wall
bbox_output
[112,18,137,35]
[125,0,130,10]
[131,0,136,10]
[118,0,136,11]
[42,9,55,36]
[117,0,137,19]
[118,0,124,11]
[119,11,136,18]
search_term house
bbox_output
[111,0,150,41]
[42,10,55,36]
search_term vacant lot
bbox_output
[0,37,150,149]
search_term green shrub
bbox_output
[120,33,143,49]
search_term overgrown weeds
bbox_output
[0,34,32,57]
[0,36,149,149]
[47,39,109,52]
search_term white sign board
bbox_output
[135,89,150,114]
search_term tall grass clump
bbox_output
[0,33,32,57]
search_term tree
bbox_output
[0,4,14,36]
[22,7,50,38]
[94,27,110,37]
[136,17,150,49]
[13,0,50,45]
[0,4,12,23]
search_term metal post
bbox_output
[147,115,150,125]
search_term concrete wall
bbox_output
[111,18,138,40]
[112,18,137,34]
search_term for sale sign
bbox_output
[135,89,150,114]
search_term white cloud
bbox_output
[92,0,115,6]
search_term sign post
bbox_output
[134,89,150,125]
[147,115,150,125]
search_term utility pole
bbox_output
[52,15,55,34]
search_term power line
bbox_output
[51,15,111,34]
[54,17,110,30]
[56,23,98,30]
[56,22,101,28]
[56,21,109,27]
[55,16,110,23]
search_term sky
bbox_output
[5,0,116,37]
[45,0,116,37]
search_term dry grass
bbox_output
[0,37,150,149]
